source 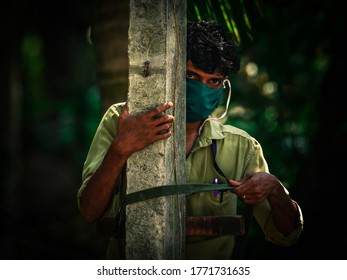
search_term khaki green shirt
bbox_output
[78,103,304,260]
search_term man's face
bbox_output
[186,60,225,89]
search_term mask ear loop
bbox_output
[198,79,232,135]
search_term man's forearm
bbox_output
[267,184,299,236]
[79,146,129,224]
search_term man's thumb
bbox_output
[228,179,242,187]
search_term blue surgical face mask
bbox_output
[186,79,224,122]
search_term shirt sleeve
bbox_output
[77,103,125,217]
[244,138,304,246]
[254,197,304,246]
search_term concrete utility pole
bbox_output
[126,0,186,259]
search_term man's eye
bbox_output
[211,79,221,84]
[186,73,195,79]
[209,79,222,88]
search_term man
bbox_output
[77,20,303,259]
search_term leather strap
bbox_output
[125,183,235,205]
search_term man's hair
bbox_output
[187,20,240,76]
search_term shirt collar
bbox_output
[192,119,225,152]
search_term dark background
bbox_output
[1,0,346,259]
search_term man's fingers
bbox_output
[149,102,173,118]
[228,179,242,187]
[152,114,175,128]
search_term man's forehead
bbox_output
[186,60,224,78]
